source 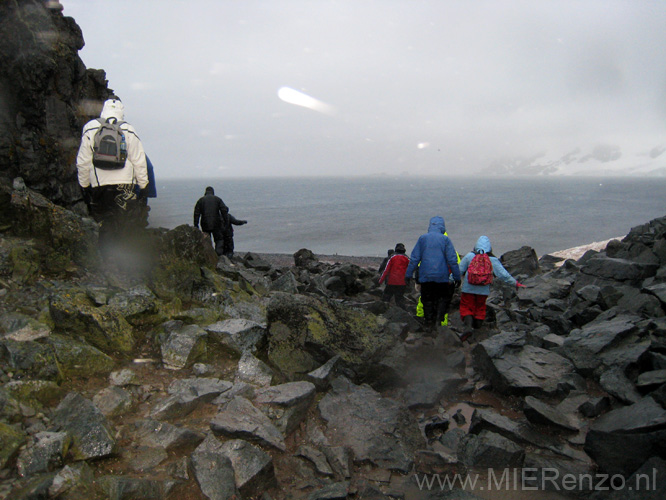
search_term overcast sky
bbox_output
[63,0,666,179]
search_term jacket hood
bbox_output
[100,99,125,121]
[474,236,492,254]
[205,186,215,195]
[427,216,446,234]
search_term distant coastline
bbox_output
[248,236,622,271]
[247,252,384,270]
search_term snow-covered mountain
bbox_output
[485,144,666,176]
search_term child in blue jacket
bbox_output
[458,235,523,341]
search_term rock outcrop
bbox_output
[0,0,115,210]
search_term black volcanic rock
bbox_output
[0,0,114,209]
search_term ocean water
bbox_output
[147,176,666,258]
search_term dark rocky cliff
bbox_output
[0,0,114,209]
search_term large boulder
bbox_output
[149,224,217,300]
[473,331,575,396]
[44,335,115,377]
[584,396,666,475]
[557,314,642,376]
[49,288,137,356]
[293,248,322,272]
[3,181,100,273]
[500,246,540,278]
[189,435,238,500]
[318,377,424,472]
[458,430,525,468]
[157,322,208,370]
[253,381,316,435]
[52,392,117,461]
[210,396,286,451]
[581,256,657,283]
[204,318,267,356]
[266,292,392,380]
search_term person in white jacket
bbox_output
[76,98,148,252]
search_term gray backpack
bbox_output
[92,117,128,170]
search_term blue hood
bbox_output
[427,216,446,234]
[474,235,492,254]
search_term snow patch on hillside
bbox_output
[546,237,623,262]
[486,144,666,177]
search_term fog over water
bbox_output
[64,0,666,179]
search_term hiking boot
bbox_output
[459,330,473,343]
[459,315,474,343]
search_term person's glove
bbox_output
[404,277,411,286]
[516,282,526,288]
[239,220,248,225]
[454,280,461,288]
[82,186,93,205]
[138,187,149,199]
[194,223,199,230]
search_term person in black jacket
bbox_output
[377,248,394,276]
[193,186,229,256]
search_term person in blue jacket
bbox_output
[133,155,157,227]
[458,235,524,341]
[405,216,461,333]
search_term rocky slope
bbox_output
[1,175,666,499]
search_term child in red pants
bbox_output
[458,236,523,341]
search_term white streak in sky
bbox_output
[277,87,336,116]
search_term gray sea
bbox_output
[147,176,666,258]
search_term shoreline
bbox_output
[246,236,622,270]
[247,252,384,269]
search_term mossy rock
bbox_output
[0,312,51,341]
[3,379,65,409]
[106,285,166,328]
[0,389,22,423]
[266,292,392,380]
[9,188,100,272]
[172,307,223,326]
[150,259,201,301]
[0,338,63,381]
[44,335,116,377]
[0,421,26,469]
[48,289,136,356]
[150,225,217,301]
[9,242,40,284]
